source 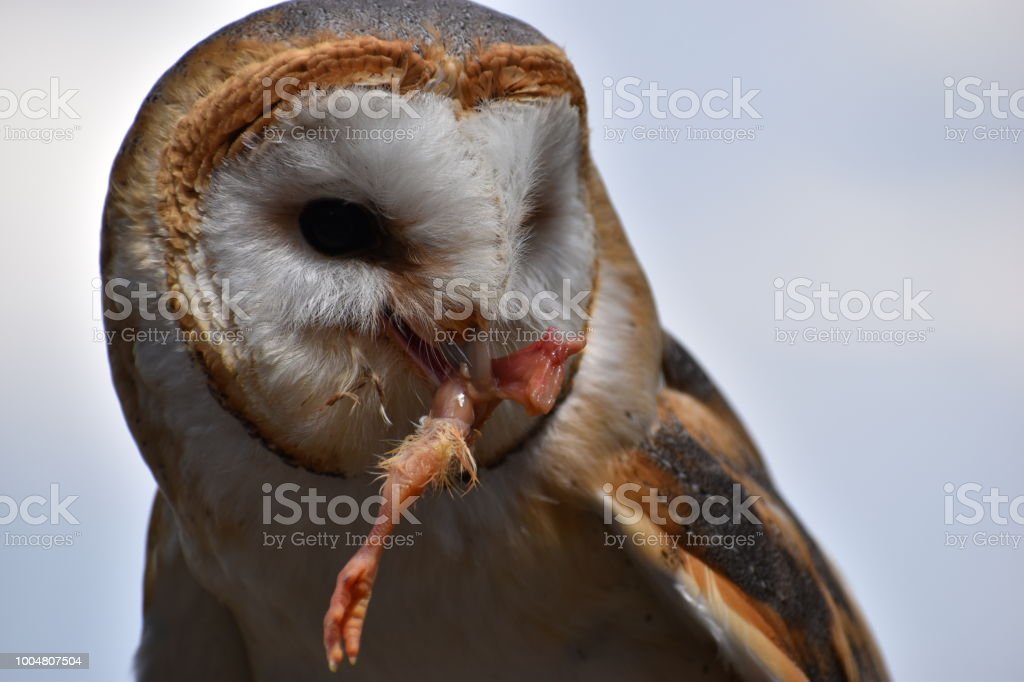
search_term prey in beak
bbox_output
[323,319,586,670]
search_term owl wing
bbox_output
[600,333,887,681]
[135,493,253,682]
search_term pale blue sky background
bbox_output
[1,1,1022,680]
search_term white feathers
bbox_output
[463,97,594,333]
[202,89,501,339]
[201,88,592,339]
[190,88,594,470]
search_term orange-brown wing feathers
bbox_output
[599,335,887,681]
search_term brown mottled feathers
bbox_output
[603,334,888,681]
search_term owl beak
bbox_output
[382,311,495,393]
[385,311,586,417]
[466,335,492,392]
[383,315,454,385]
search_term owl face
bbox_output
[132,38,597,475]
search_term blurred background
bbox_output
[1,1,1022,680]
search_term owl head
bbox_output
[103,0,662,477]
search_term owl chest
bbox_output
[134,344,710,679]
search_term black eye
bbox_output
[298,198,383,256]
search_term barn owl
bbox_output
[102,0,888,680]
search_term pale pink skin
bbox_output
[323,328,586,670]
